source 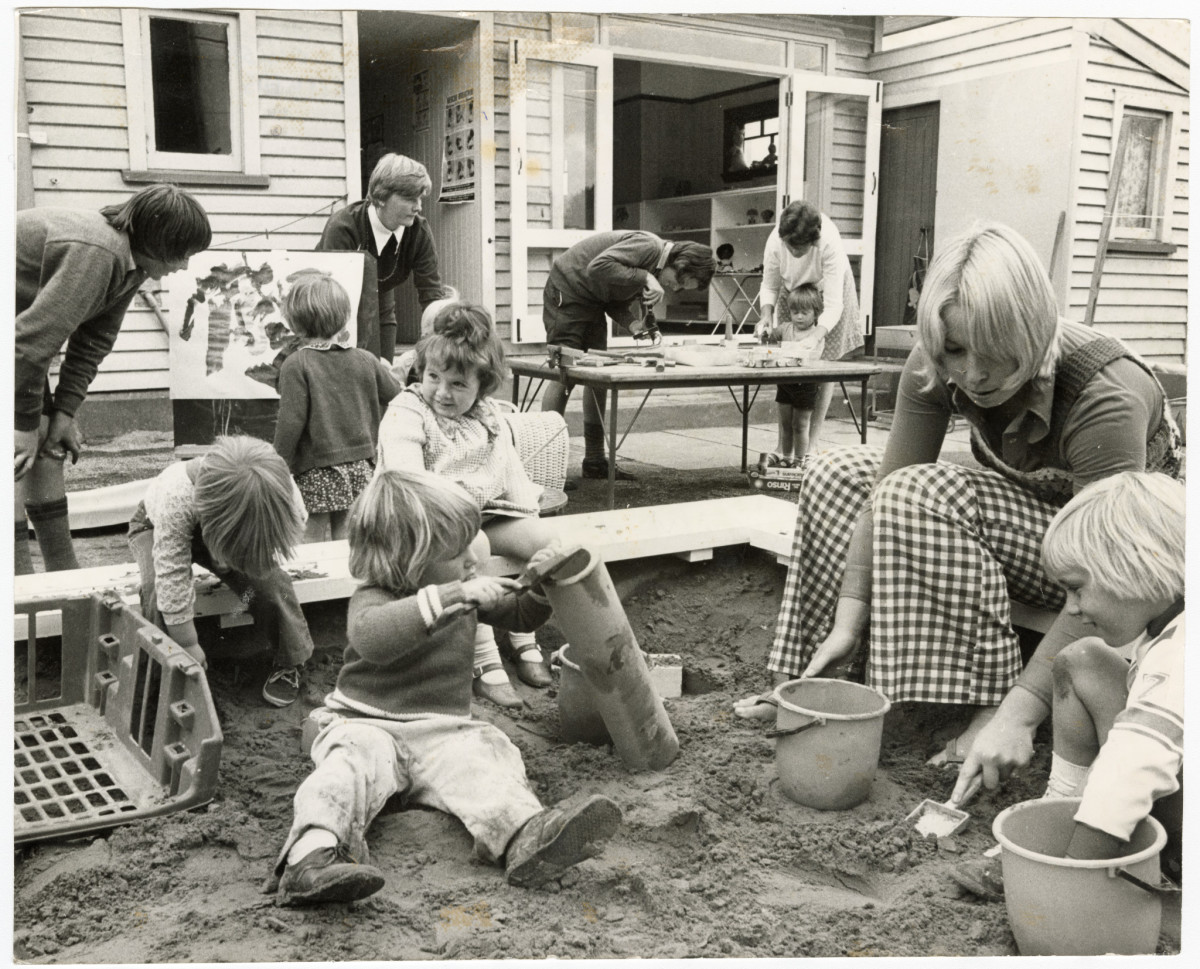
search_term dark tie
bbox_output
[378,234,398,283]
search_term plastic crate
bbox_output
[14,591,223,844]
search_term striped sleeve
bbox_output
[1074,616,1185,841]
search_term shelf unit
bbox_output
[622,185,777,332]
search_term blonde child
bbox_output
[266,470,620,905]
[272,271,403,542]
[127,435,314,708]
[376,302,553,708]
[761,282,828,468]
[952,472,1185,899]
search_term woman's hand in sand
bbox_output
[950,709,1036,803]
[462,575,521,611]
[800,629,861,678]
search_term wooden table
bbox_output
[509,355,882,508]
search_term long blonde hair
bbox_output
[916,222,1060,390]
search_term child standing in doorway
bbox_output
[761,282,828,469]
[376,303,553,708]
[266,470,620,905]
[127,435,315,708]
[273,271,403,542]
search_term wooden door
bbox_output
[873,102,939,331]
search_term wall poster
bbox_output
[439,88,476,203]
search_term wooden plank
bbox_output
[20,36,124,64]
[15,496,798,641]
[24,81,127,108]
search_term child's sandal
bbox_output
[472,662,524,709]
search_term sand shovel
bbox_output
[906,775,983,838]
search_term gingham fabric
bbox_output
[768,446,1066,705]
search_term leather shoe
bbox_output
[277,844,385,906]
[581,458,637,481]
[505,794,621,887]
[512,650,553,688]
[473,664,525,708]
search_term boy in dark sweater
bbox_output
[267,470,620,905]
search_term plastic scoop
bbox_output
[906,775,983,838]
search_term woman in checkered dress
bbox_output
[735,222,1183,789]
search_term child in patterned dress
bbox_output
[376,302,554,708]
[128,435,315,707]
[273,271,403,541]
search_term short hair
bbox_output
[916,222,1060,391]
[419,285,462,337]
[667,241,716,288]
[282,271,351,339]
[194,436,303,577]
[367,153,432,204]
[778,201,822,249]
[1042,471,1186,602]
[101,184,212,262]
[413,302,505,397]
[349,470,481,594]
[785,282,824,320]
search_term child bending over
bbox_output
[953,471,1185,899]
[267,470,620,905]
[128,435,314,708]
[272,271,403,542]
[376,302,554,708]
[760,283,827,469]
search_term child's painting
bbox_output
[165,250,365,399]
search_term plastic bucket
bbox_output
[994,797,1170,955]
[768,678,891,810]
[554,644,611,746]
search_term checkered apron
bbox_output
[768,446,1066,705]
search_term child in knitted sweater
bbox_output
[272,271,402,542]
[376,302,554,708]
[267,470,620,905]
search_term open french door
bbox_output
[509,41,613,344]
[777,73,881,337]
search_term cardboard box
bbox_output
[747,469,803,494]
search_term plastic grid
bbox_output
[13,711,138,826]
[13,592,223,844]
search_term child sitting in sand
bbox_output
[759,283,827,469]
[127,435,314,708]
[266,470,620,905]
[951,471,1185,898]
[377,302,555,708]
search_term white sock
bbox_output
[1044,752,1090,799]
[287,827,338,865]
[509,631,539,659]
[475,625,508,684]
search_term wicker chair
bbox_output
[499,404,570,515]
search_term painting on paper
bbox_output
[165,250,365,399]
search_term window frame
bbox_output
[121,8,262,179]
[1106,90,1181,254]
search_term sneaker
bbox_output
[950,854,1005,902]
[505,794,621,888]
[263,665,302,707]
[581,458,637,481]
[277,843,385,906]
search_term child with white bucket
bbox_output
[951,471,1184,903]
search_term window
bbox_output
[1109,94,1180,251]
[723,100,779,183]
[122,9,263,180]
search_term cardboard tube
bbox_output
[539,547,679,771]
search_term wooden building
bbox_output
[15,11,1187,416]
